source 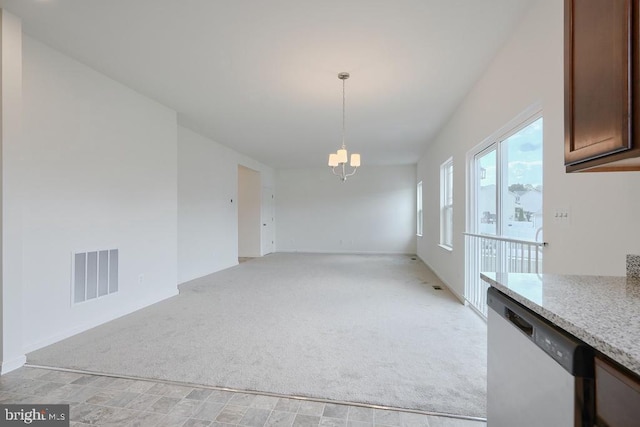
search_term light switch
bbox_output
[553,206,571,224]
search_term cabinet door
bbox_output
[564,0,633,166]
[595,356,640,427]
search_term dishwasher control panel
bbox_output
[488,287,594,377]
[535,331,572,368]
[533,325,593,376]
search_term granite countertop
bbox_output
[481,272,640,376]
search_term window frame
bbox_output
[440,158,454,250]
[466,107,543,238]
[416,181,423,237]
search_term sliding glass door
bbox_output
[465,115,543,316]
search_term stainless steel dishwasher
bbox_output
[487,287,594,427]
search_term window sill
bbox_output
[438,244,453,252]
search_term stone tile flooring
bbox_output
[0,367,486,427]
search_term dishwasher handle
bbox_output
[506,308,534,337]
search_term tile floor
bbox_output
[0,367,486,427]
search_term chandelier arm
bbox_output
[330,163,352,182]
[344,166,358,178]
[331,166,348,181]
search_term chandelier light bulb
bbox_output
[337,149,348,164]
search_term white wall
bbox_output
[276,165,416,254]
[1,10,25,372]
[177,126,274,284]
[21,36,179,352]
[238,166,262,258]
[417,0,640,298]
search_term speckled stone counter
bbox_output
[481,272,640,376]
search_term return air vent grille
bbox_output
[72,249,118,304]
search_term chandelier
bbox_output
[328,72,360,181]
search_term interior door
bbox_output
[261,187,275,255]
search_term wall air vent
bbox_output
[72,249,118,304]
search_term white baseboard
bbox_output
[1,354,26,374]
[417,255,467,305]
[178,260,239,286]
[23,288,179,354]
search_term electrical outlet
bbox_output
[138,274,144,285]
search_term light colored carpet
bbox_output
[28,253,487,417]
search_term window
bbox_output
[474,116,543,240]
[440,158,453,249]
[416,181,423,236]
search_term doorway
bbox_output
[238,165,261,258]
[261,187,275,255]
[465,113,544,316]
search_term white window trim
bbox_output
[438,243,453,252]
[416,181,423,237]
[440,157,453,250]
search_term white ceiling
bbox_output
[0,0,531,168]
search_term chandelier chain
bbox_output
[342,77,346,148]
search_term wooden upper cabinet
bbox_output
[564,0,640,172]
